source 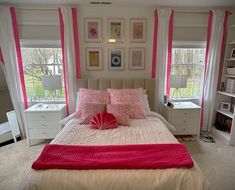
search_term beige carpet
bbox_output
[0,138,235,190]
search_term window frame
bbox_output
[171,41,206,100]
[21,40,65,104]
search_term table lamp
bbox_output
[170,75,187,99]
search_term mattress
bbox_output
[18,113,210,190]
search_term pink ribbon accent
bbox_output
[71,8,81,79]
[166,10,174,98]
[0,46,3,63]
[217,11,230,90]
[58,8,69,114]
[10,7,28,109]
[151,10,158,78]
[200,10,213,130]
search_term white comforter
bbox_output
[18,113,210,190]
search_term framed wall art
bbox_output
[130,19,147,42]
[129,47,145,70]
[86,48,103,70]
[84,18,102,42]
[107,19,125,42]
[108,48,124,70]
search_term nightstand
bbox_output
[161,102,201,136]
[25,104,66,146]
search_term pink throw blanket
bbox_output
[32,144,194,170]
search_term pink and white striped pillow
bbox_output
[76,88,110,118]
[107,104,130,126]
[79,103,106,124]
[108,88,146,119]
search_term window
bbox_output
[21,48,65,102]
[170,48,206,99]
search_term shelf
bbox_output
[216,109,233,119]
[217,91,235,98]
[211,126,231,141]
[227,42,235,45]
[225,59,235,61]
[225,74,235,78]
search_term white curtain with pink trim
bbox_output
[58,7,80,114]
[153,8,173,112]
[201,10,229,131]
[0,5,26,137]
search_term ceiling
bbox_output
[0,0,235,7]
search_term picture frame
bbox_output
[86,48,103,70]
[84,18,102,42]
[130,19,147,42]
[129,47,145,70]
[107,18,125,43]
[230,48,235,59]
[108,48,124,71]
[220,102,231,111]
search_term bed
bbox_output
[18,79,210,190]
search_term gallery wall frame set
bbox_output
[86,47,145,71]
[84,18,147,43]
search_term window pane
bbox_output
[170,48,205,98]
[21,48,65,102]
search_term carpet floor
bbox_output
[0,138,235,190]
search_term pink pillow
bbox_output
[89,112,117,130]
[108,88,146,119]
[76,88,110,118]
[79,104,106,124]
[107,104,130,126]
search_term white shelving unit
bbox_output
[213,22,235,145]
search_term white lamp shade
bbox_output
[42,75,62,90]
[170,75,187,88]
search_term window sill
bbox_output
[28,99,66,107]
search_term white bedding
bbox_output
[18,113,210,190]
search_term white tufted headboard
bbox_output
[77,79,155,111]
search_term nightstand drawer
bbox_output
[171,109,200,119]
[27,112,58,121]
[173,125,199,135]
[27,120,59,129]
[171,117,199,126]
[29,128,59,139]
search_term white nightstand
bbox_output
[161,102,201,136]
[25,104,66,146]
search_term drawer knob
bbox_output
[42,132,47,135]
[41,116,46,119]
[41,124,47,127]
[183,120,186,123]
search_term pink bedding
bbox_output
[32,143,194,170]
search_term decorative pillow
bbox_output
[108,88,146,119]
[143,94,151,112]
[79,104,106,124]
[89,112,117,130]
[76,88,110,118]
[107,104,130,126]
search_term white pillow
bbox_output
[60,112,77,126]
[143,94,151,112]
[75,91,80,111]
